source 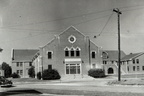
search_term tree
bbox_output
[28,66,35,78]
[1,62,12,78]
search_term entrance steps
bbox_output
[61,74,94,81]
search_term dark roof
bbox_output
[12,49,39,62]
[103,50,126,61]
[121,52,144,61]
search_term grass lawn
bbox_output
[5,76,144,96]
[38,89,144,96]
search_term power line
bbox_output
[0,9,112,28]
[93,13,114,38]
[0,14,113,33]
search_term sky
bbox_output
[0,0,144,65]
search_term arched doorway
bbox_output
[108,68,114,74]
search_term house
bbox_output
[32,26,103,78]
[102,50,126,75]
[11,49,39,78]
[121,52,144,74]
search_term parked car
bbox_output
[0,76,13,87]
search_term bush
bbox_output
[28,66,35,78]
[11,72,20,78]
[88,69,106,78]
[42,69,61,80]
[37,72,42,80]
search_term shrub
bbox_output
[11,72,20,78]
[42,69,61,80]
[28,66,35,78]
[88,69,106,78]
[37,72,42,80]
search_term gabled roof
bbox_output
[42,26,85,48]
[103,50,126,61]
[12,49,39,62]
[121,52,144,61]
[59,26,85,37]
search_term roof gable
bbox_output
[121,52,144,61]
[12,49,39,62]
[103,50,126,60]
[59,26,85,37]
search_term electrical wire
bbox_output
[93,13,114,38]
[0,9,112,28]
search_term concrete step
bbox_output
[61,74,94,81]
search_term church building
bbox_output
[32,26,103,78]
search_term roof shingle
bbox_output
[12,49,39,62]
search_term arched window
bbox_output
[71,48,75,57]
[65,48,69,57]
[108,68,114,74]
[76,47,81,57]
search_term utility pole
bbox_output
[113,8,122,81]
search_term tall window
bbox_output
[65,48,69,57]
[92,51,96,58]
[48,52,52,59]
[76,48,80,57]
[71,48,74,57]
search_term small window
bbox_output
[48,65,52,70]
[48,52,52,59]
[136,59,139,64]
[92,52,96,58]
[142,66,144,71]
[133,59,135,64]
[29,62,32,66]
[92,64,96,68]
[20,62,23,67]
[103,61,107,64]
[127,66,129,71]
[133,66,135,71]
[137,66,139,71]
[17,62,19,67]
[20,70,23,75]
[17,70,19,74]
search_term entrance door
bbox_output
[66,64,81,74]
[108,68,114,74]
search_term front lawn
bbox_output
[107,78,144,86]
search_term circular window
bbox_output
[68,35,76,43]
